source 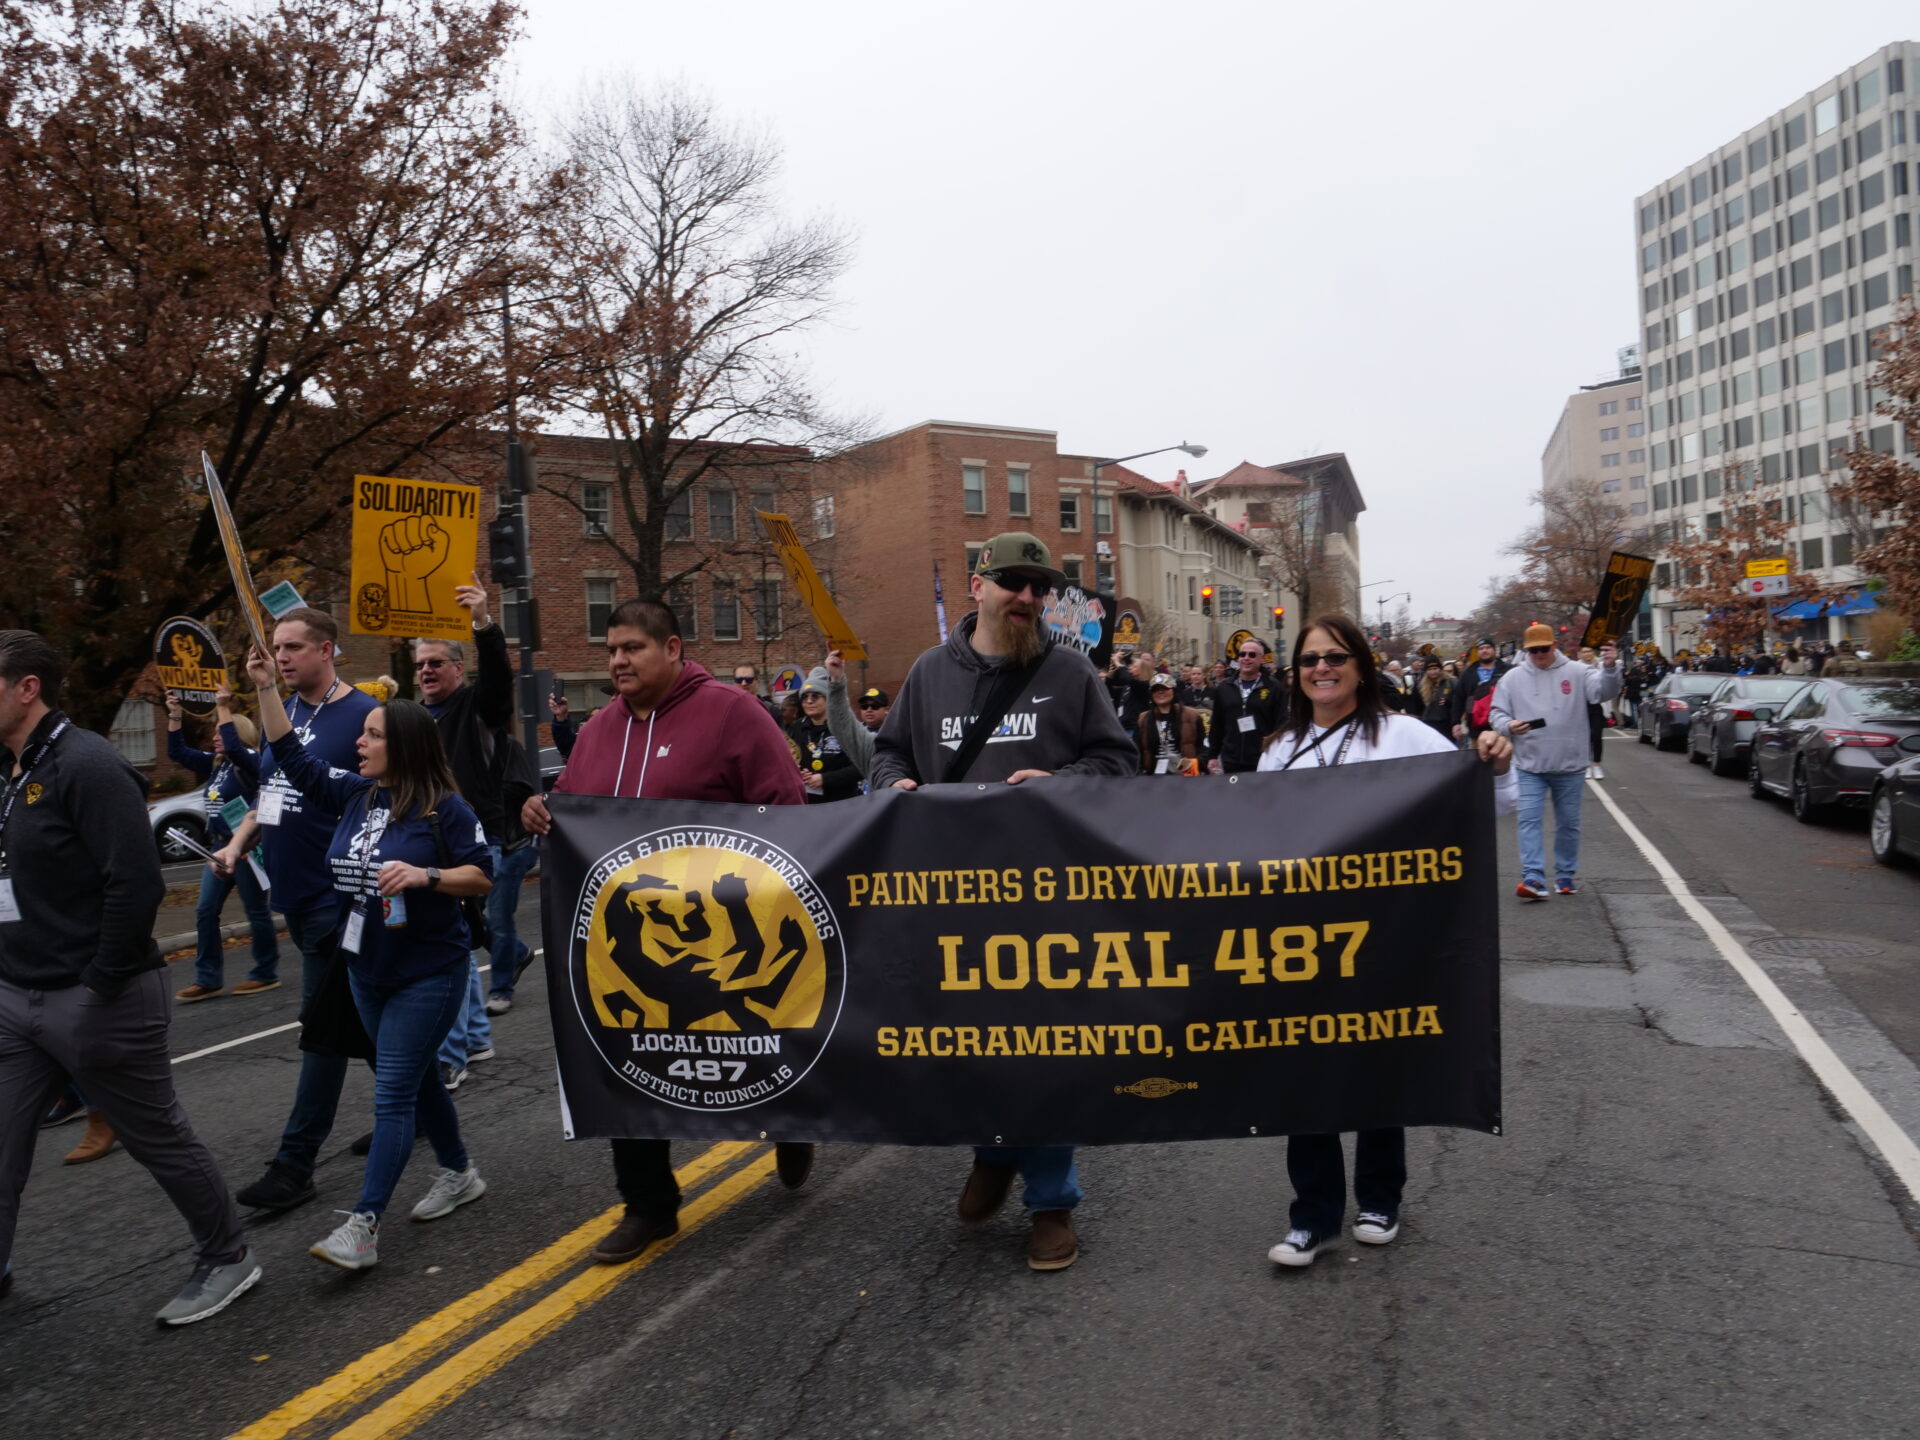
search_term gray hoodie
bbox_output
[869,613,1136,787]
[824,670,877,778]
[1489,651,1624,774]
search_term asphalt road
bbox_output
[3,733,1917,1440]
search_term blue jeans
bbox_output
[194,857,280,988]
[1516,768,1586,887]
[974,1145,1082,1211]
[273,898,349,1177]
[348,967,469,1218]
[485,841,539,1000]
[437,954,491,1070]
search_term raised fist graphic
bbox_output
[379,515,449,614]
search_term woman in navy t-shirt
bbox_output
[247,649,494,1275]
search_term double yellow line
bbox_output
[233,1142,774,1440]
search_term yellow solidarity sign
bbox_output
[349,474,482,642]
[756,510,866,662]
[1744,556,1790,578]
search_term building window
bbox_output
[664,489,692,541]
[586,578,616,640]
[1832,532,1853,566]
[712,582,740,641]
[1602,478,1623,493]
[750,487,776,519]
[1059,491,1080,531]
[964,545,982,574]
[664,580,697,640]
[1598,400,1619,415]
[110,698,154,766]
[1095,555,1115,591]
[1007,467,1029,517]
[582,483,611,536]
[1626,396,1642,411]
[754,580,781,640]
[813,494,835,538]
[707,487,736,542]
[962,465,986,515]
[1815,95,1841,135]
[1802,537,1825,570]
[1062,558,1083,588]
[1630,500,1649,516]
[1601,453,1621,468]
[1188,575,1198,611]
[1630,474,1647,489]
[1600,426,1620,442]
[1627,422,1645,437]
[1094,491,1113,535]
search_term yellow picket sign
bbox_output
[349,475,483,642]
[756,511,865,662]
[202,453,271,655]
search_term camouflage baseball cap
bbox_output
[974,531,1067,591]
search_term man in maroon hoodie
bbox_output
[521,598,811,1262]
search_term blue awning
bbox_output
[1772,591,1879,620]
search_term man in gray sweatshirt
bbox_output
[1490,624,1622,900]
[0,630,258,1324]
[870,533,1135,1273]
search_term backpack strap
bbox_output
[943,656,1045,784]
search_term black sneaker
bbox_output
[40,1092,87,1128]
[350,1131,373,1157]
[591,1211,678,1264]
[235,1161,317,1212]
[774,1142,814,1191]
[1268,1229,1328,1267]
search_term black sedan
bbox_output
[1640,673,1725,751]
[1687,676,1811,776]
[1868,751,1920,867]
[1748,679,1920,822]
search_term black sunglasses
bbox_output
[983,570,1052,598]
[1525,645,1554,654]
[733,675,757,685]
[858,699,885,709]
[1297,651,1354,669]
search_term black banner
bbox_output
[542,753,1501,1146]
[152,616,228,718]
[1581,550,1655,649]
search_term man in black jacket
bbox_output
[1205,639,1283,773]
[0,630,259,1324]
[1449,638,1511,743]
[414,575,514,1082]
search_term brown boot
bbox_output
[956,1161,1017,1227]
[591,1210,678,1264]
[63,1112,117,1165]
[1027,1209,1078,1271]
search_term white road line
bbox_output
[168,951,541,1067]
[1586,779,1920,1203]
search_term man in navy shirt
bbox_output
[215,607,377,1213]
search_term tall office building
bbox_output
[1635,41,1916,650]
[1541,346,1648,535]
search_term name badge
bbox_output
[1154,756,1172,775]
[0,877,19,923]
[220,796,251,830]
[341,906,365,955]
[1237,714,1257,733]
[257,788,285,826]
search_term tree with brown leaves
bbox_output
[0,0,544,730]
[1833,301,1920,625]
[1663,465,1818,653]
[1464,479,1629,645]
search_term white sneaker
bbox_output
[1354,1211,1400,1245]
[310,1211,379,1270]
[411,1164,487,1222]
[1591,764,1605,781]
[440,1062,467,1091]
[1267,1229,1326,1267]
[466,1046,496,1063]
[484,995,512,1016]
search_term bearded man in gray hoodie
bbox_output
[869,532,1135,1272]
[1490,624,1622,900]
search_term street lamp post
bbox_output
[1089,441,1208,596]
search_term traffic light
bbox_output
[1200,585,1214,616]
[1271,606,1285,622]
[1379,621,1393,640]
[488,511,528,588]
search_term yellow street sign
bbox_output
[757,511,866,662]
[1745,557,1789,578]
[349,474,482,641]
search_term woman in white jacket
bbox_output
[1257,613,1515,1268]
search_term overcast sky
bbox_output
[511,1,1915,621]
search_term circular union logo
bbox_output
[570,828,845,1112]
[355,581,390,632]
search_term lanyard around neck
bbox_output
[0,717,70,870]
[287,679,340,739]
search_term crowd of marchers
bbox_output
[20,528,1702,1327]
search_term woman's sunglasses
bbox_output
[1296,651,1354,669]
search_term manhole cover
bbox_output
[1748,937,1883,960]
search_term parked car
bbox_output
[147,789,210,862]
[1748,679,1920,822]
[1687,676,1812,776]
[1868,751,1920,867]
[1640,673,1725,751]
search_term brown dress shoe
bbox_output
[591,1211,679,1264]
[231,978,281,996]
[956,1161,1017,1227]
[63,1113,117,1165]
[175,983,223,1003]
[1027,1209,1078,1271]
